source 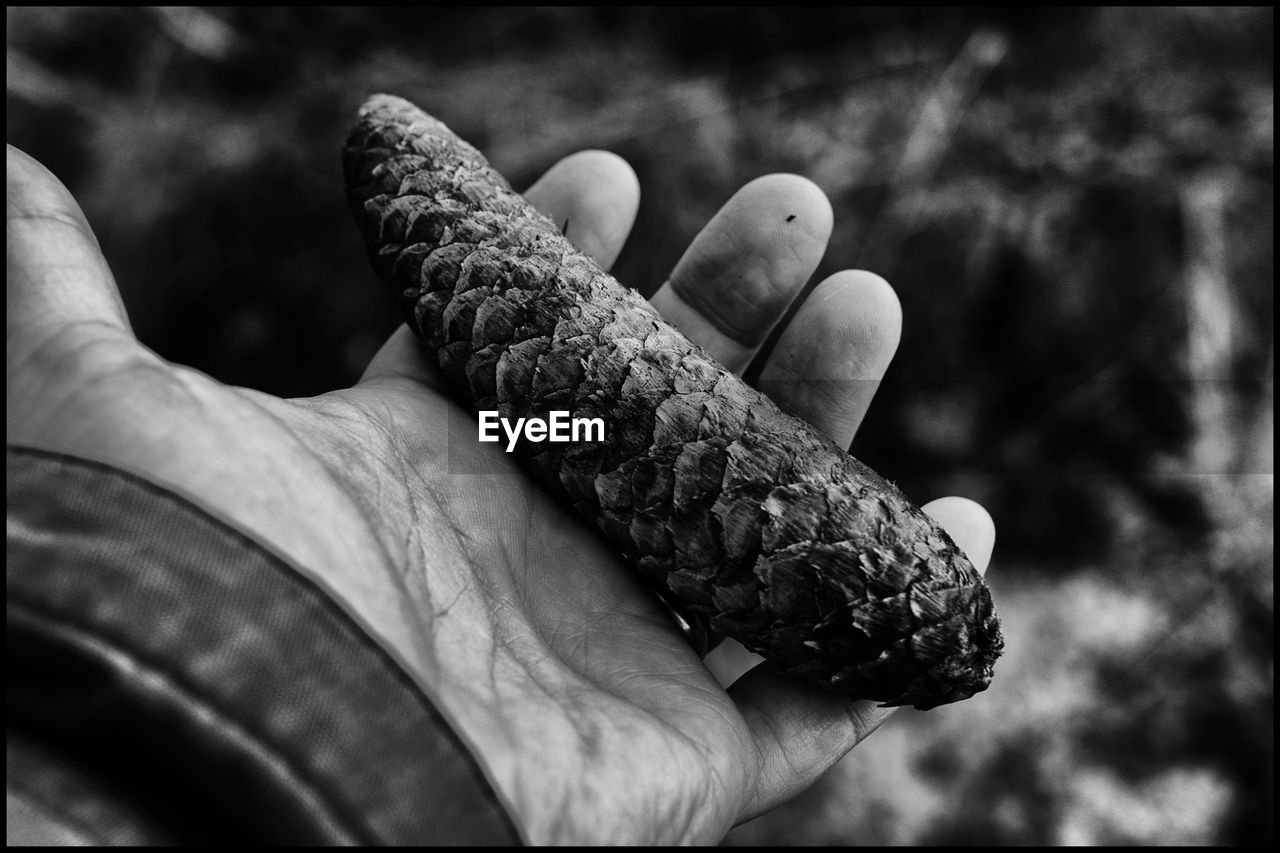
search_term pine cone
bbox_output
[343,94,1002,710]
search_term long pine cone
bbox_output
[343,94,1002,710]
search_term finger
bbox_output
[649,174,833,374]
[755,270,902,449]
[7,146,134,350]
[699,273,898,670]
[730,668,895,823]
[522,150,639,270]
[922,496,996,576]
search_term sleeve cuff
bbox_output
[7,445,522,845]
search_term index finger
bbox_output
[522,150,639,271]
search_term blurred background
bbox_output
[7,6,1272,845]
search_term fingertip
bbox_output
[522,150,639,270]
[558,149,641,215]
[756,269,902,447]
[8,144,53,185]
[811,270,903,376]
[735,173,834,246]
[7,145,133,337]
[922,496,996,575]
[585,150,641,202]
[7,145,94,243]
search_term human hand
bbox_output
[6,142,993,844]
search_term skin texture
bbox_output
[344,96,1002,709]
[7,135,994,844]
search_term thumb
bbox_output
[7,145,148,444]
[7,145,134,347]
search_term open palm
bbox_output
[7,144,993,844]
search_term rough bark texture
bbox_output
[343,94,1002,709]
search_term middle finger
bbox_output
[649,173,833,374]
